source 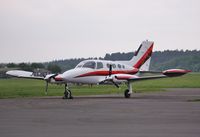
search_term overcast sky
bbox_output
[0,0,200,63]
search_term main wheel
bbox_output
[63,91,69,99]
[68,90,73,99]
[124,89,131,98]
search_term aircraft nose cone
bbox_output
[62,68,89,82]
[62,69,76,81]
[54,74,63,81]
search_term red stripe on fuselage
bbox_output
[133,43,153,68]
[75,69,138,78]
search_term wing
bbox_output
[6,70,65,84]
[6,70,44,80]
[6,70,65,95]
[114,69,191,82]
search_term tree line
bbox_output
[1,50,200,73]
[46,50,200,72]
[5,63,62,73]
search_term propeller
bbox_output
[109,64,112,76]
[43,74,58,95]
[45,81,49,95]
[108,64,119,88]
[111,80,119,88]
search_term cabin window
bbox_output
[97,62,103,69]
[112,64,116,68]
[118,64,121,69]
[122,65,125,69]
[106,63,116,69]
[82,61,96,69]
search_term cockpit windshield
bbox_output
[76,61,96,69]
[76,62,84,68]
[82,61,96,69]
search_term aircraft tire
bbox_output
[124,89,131,98]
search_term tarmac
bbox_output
[0,88,200,137]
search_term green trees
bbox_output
[43,50,200,72]
[150,50,200,71]
[1,50,200,72]
[31,63,45,69]
[47,64,61,73]
[3,62,61,73]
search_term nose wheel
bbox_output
[63,84,73,99]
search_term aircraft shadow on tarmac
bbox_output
[39,93,192,101]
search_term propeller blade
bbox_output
[111,80,120,88]
[105,64,119,88]
[45,81,48,95]
[109,64,112,76]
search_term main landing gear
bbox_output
[124,82,132,98]
[63,84,73,99]
[62,82,133,99]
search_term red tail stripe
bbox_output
[133,43,153,68]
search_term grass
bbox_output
[188,99,200,102]
[0,73,200,98]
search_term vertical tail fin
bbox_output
[128,40,154,69]
[139,57,151,71]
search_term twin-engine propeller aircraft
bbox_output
[6,40,191,99]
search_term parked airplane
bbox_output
[6,40,191,99]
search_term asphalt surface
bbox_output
[0,88,200,137]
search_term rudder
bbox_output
[131,40,153,69]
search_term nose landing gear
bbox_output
[63,84,73,99]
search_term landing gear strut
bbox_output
[63,84,73,99]
[124,82,132,98]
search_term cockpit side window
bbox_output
[97,62,103,69]
[82,61,96,69]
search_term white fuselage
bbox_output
[55,60,139,84]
